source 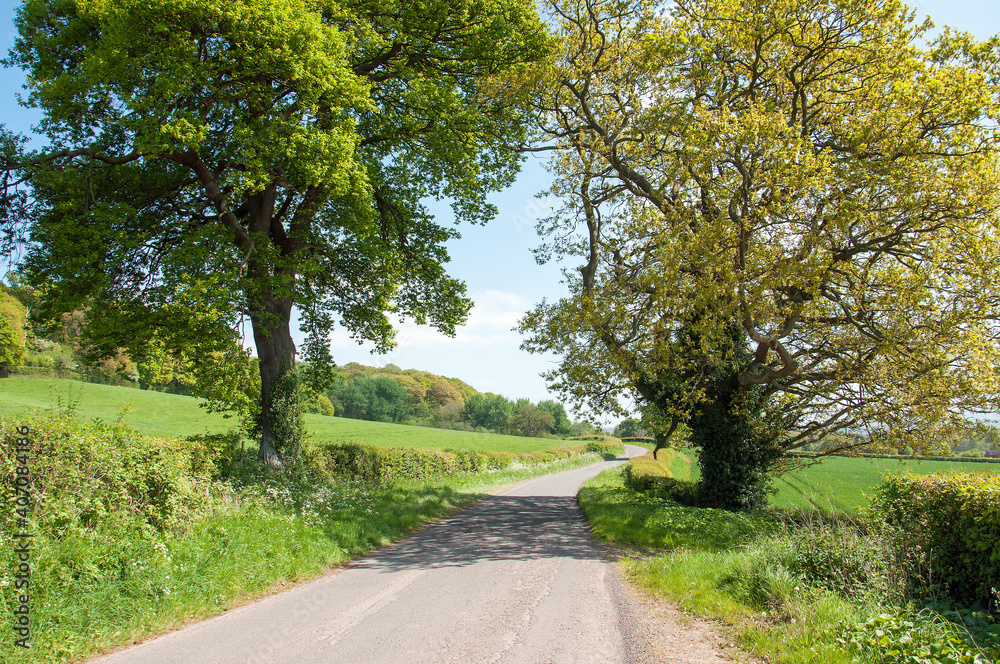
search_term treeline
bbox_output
[310,362,592,439]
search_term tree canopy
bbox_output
[519,0,1000,506]
[1,0,549,464]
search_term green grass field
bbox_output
[633,445,1000,513]
[770,455,1000,512]
[0,375,574,453]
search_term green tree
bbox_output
[613,418,641,439]
[537,399,571,436]
[1,0,549,466]
[511,402,555,437]
[464,392,515,431]
[329,375,409,423]
[0,291,27,376]
[520,0,1000,508]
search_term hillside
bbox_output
[0,375,574,452]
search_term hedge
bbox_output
[620,448,702,506]
[304,440,623,483]
[869,472,1000,608]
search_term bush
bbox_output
[869,472,1000,608]
[303,440,621,483]
[0,416,214,539]
[317,394,336,416]
[785,519,910,606]
[621,450,702,506]
[838,607,1000,663]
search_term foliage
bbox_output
[464,392,516,431]
[580,465,1000,663]
[510,401,555,437]
[0,375,596,454]
[251,368,305,463]
[329,374,411,424]
[537,399,571,435]
[772,456,1000,513]
[0,290,27,376]
[783,520,911,606]
[869,472,1000,608]
[2,0,550,463]
[0,408,620,662]
[519,0,1000,506]
[0,415,218,540]
[317,394,336,417]
[579,468,776,551]
[837,608,1000,664]
[305,439,621,483]
[623,463,702,507]
[614,418,642,439]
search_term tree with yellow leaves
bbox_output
[519,0,1000,509]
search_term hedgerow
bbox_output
[303,439,623,483]
[868,472,1000,609]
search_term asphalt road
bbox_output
[90,445,654,664]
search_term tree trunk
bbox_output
[250,293,297,468]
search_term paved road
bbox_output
[91,446,650,664]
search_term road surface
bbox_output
[89,445,727,664]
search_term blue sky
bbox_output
[1,1,997,420]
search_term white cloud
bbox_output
[326,289,532,353]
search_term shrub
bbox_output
[317,394,336,417]
[869,472,1000,608]
[0,416,212,539]
[303,440,619,483]
[621,450,702,506]
[784,519,909,606]
[837,607,1000,663]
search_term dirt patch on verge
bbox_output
[604,556,760,664]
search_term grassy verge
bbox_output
[580,465,1000,664]
[0,414,617,663]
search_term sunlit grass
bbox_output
[0,375,577,452]
[771,456,1000,513]
[1,413,609,664]
[579,467,870,663]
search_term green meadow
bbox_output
[639,445,999,513]
[0,375,569,453]
[770,455,1000,512]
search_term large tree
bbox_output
[519,0,1000,508]
[0,0,548,465]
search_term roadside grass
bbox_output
[579,468,776,551]
[583,457,1000,663]
[0,375,572,452]
[579,467,878,663]
[0,414,614,663]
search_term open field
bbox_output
[0,375,575,453]
[634,446,1000,513]
[771,455,1000,512]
